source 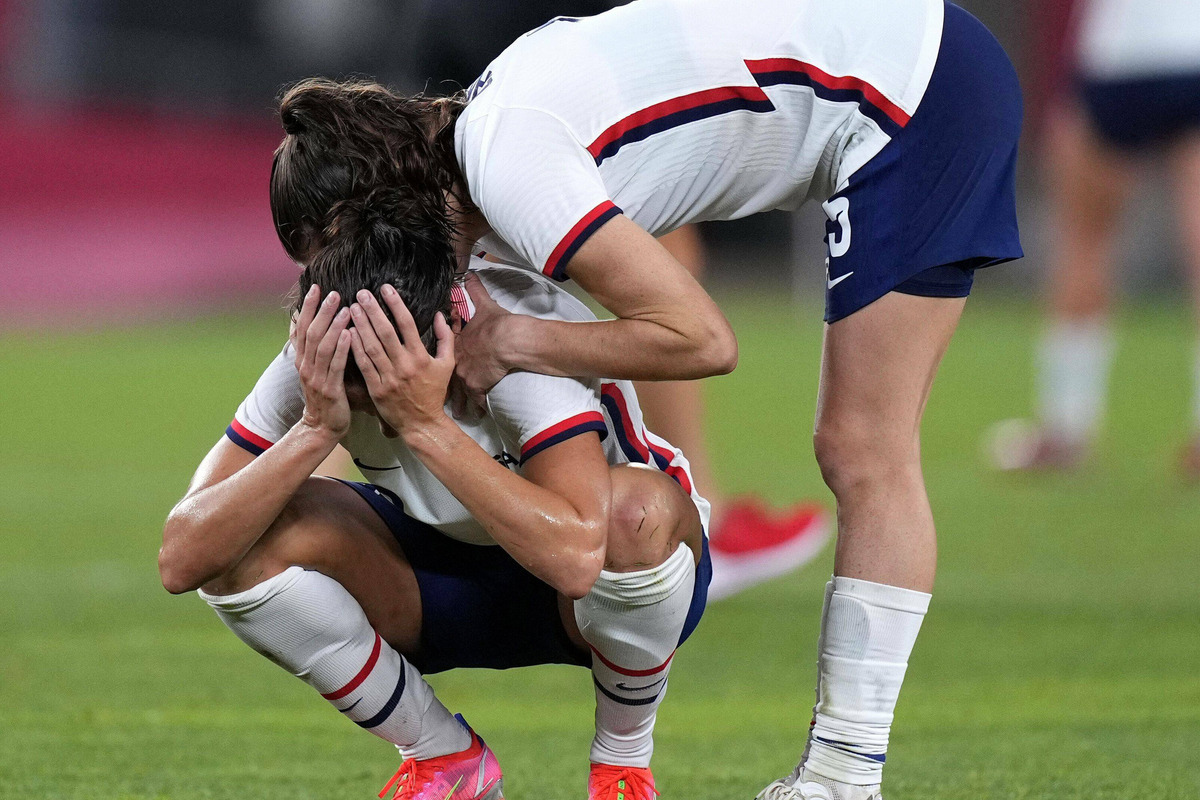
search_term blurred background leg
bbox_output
[990,102,1135,472]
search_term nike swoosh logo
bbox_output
[827,271,854,289]
[615,675,667,693]
[476,749,492,795]
[353,458,403,472]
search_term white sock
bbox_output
[199,567,470,760]
[574,544,696,768]
[1037,319,1113,444]
[803,576,931,786]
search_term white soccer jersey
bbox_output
[1077,0,1200,80]
[225,262,710,545]
[455,0,944,279]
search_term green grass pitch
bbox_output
[2,294,1198,799]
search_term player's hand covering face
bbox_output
[453,272,517,406]
[291,284,353,438]
[349,285,456,434]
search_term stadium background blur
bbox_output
[1,2,1197,798]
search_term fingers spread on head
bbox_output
[381,284,423,354]
[356,290,403,360]
[306,290,341,360]
[316,308,350,372]
[434,312,454,360]
[350,329,382,389]
[329,328,352,381]
[350,303,389,371]
[294,284,321,358]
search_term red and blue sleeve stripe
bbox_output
[584,60,907,167]
[587,85,775,166]
[543,201,622,282]
[745,57,910,135]
[225,418,275,456]
[520,410,609,464]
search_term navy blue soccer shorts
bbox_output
[336,480,711,675]
[1078,72,1200,152]
[822,3,1024,323]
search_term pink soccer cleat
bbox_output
[707,500,831,601]
[588,763,659,800]
[379,721,504,800]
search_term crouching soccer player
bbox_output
[158,201,711,800]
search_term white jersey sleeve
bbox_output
[457,105,620,282]
[474,266,609,463]
[226,344,304,455]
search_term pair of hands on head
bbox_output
[290,275,514,443]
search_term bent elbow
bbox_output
[158,544,201,595]
[706,326,739,376]
[560,557,604,601]
[685,313,737,378]
[159,515,218,595]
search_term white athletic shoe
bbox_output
[755,766,881,800]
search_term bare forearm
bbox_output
[160,424,338,592]
[506,314,737,381]
[402,416,606,598]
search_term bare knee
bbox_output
[605,465,700,572]
[813,414,920,502]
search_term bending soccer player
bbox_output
[267,2,1023,797]
[158,200,711,800]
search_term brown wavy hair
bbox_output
[269,77,466,278]
[296,187,456,369]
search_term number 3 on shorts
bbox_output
[823,196,852,259]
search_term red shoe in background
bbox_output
[706,500,831,601]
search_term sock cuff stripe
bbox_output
[355,669,407,729]
[588,644,675,677]
[812,736,887,763]
[321,631,382,700]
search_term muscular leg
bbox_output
[815,292,963,590]
[200,477,471,761]
[792,291,962,790]
[566,465,702,774]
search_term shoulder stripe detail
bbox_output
[322,632,382,701]
[544,201,621,281]
[226,419,274,456]
[521,411,608,463]
[587,60,908,165]
[588,85,775,166]
[589,643,675,677]
[745,57,910,133]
